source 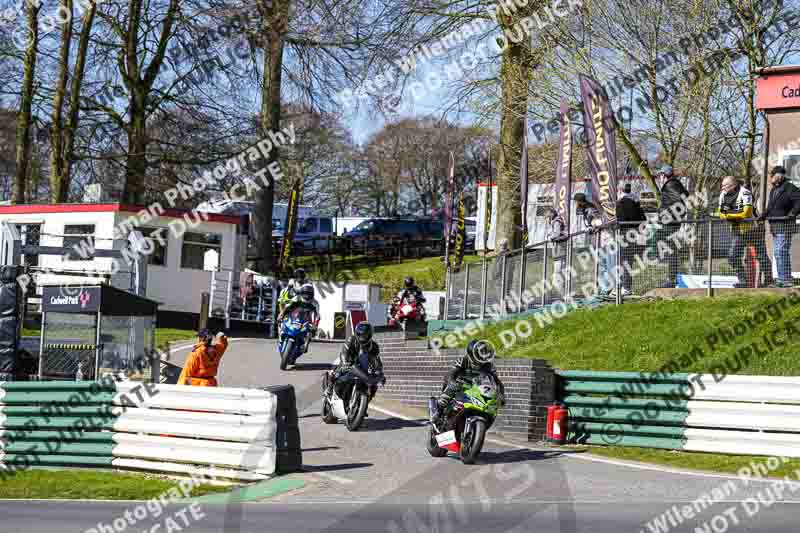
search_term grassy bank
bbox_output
[444,295,800,376]
[300,254,482,300]
[0,469,231,499]
[21,327,197,348]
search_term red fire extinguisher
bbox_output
[547,403,568,444]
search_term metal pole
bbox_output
[199,292,210,331]
[707,218,713,297]
[615,226,622,305]
[149,317,157,383]
[462,262,470,320]
[95,311,102,381]
[541,243,549,307]
[499,253,508,314]
[444,264,451,321]
[480,253,488,321]
[224,270,233,330]
[565,236,573,300]
[519,245,527,313]
[37,310,45,380]
[759,114,771,216]
[593,231,601,296]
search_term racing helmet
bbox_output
[466,339,495,367]
[404,277,415,289]
[298,283,314,303]
[354,322,373,346]
[294,268,306,282]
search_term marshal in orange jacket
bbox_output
[178,335,229,386]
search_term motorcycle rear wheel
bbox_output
[346,391,369,431]
[460,419,487,465]
[426,427,448,457]
[280,339,293,371]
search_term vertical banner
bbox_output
[453,191,466,268]
[520,121,529,246]
[485,151,493,252]
[579,74,618,223]
[554,99,573,231]
[279,180,301,271]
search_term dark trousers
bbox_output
[620,244,643,291]
[655,224,681,282]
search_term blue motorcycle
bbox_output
[278,308,313,370]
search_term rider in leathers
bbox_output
[433,340,506,428]
[325,322,386,400]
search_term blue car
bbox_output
[278,308,313,370]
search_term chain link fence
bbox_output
[445,217,798,320]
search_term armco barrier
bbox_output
[559,371,800,457]
[376,330,557,441]
[0,381,301,481]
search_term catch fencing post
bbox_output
[707,218,713,297]
[519,245,527,313]
[565,235,573,300]
[593,231,601,296]
[462,263,470,320]
[500,253,508,314]
[541,243,549,308]
[615,226,622,305]
[480,253,488,321]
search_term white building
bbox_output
[0,203,245,324]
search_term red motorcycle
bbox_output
[388,294,426,331]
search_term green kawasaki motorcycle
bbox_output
[427,372,500,464]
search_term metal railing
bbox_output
[445,216,799,320]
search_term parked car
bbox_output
[345,218,445,252]
[272,216,335,252]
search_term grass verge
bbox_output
[445,294,800,375]
[0,469,231,499]
[20,327,197,348]
[583,445,800,479]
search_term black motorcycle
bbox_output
[321,352,383,431]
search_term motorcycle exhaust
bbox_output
[428,397,438,420]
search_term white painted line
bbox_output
[305,470,354,484]
[369,403,794,485]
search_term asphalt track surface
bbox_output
[3,338,799,533]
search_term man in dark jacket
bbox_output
[762,166,800,287]
[656,165,689,287]
[616,184,647,294]
[325,322,385,399]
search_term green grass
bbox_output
[583,446,800,478]
[154,328,197,347]
[21,327,197,348]
[0,469,232,499]
[444,295,800,376]
[300,254,483,300]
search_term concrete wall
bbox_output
[375,330,556,441]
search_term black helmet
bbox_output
[298,283,314,303]
[404,277,415,289]
[354,322,373,345]
[466,339,495,367]
[294,268,306,281]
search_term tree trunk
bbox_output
[14,1,41,204]
[495,31,533,250]
[253,0,290,273]
[123,91,148,203]
[50,0,73,203]
[61,2,97,202]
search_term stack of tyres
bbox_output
[262,385,302,472]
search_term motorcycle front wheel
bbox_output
[321,396,338,424]
[426,426,448,457]
[460,418,487,465]
[346,390,369,431]
[280,339,293,371]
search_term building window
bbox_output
[181,232,222,270]
[138,227,168,266]
[15,224,41,266]
[64,224,96,261]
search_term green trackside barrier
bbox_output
[556,369,694,451]
[1,380,119,473]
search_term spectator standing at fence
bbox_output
[616,184,647,296]
[761,166,800,287]
[718,176,757,288]
[547,207,569,300]
[573,193,614,296]
[656,165,690,288]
